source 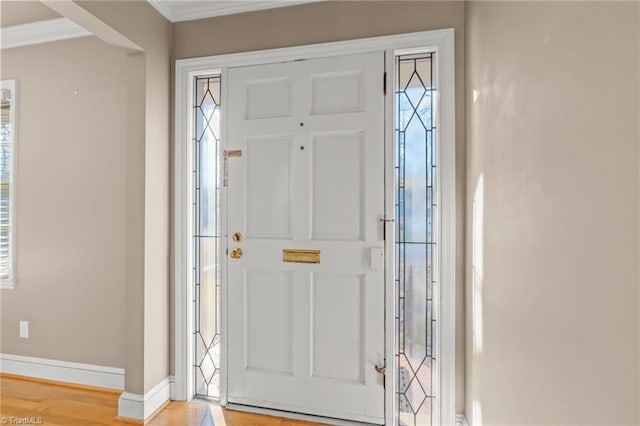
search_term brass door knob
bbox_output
[230,248,243,259]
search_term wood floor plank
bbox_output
[0,376,328,425]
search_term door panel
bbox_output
[311,273,364,384]
[227,52,385,424]
[310,70,364,114]
[312,131,363,241]
[246,136,292,239]
[245,270,293,374]
[245,77,293,119]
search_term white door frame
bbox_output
[174,29,456,426]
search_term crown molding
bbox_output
[147,1,319,23]
[1,17,90,50]
[147,0,174,22]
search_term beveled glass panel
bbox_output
[199,238,219,345]
[417,94,433,131]
[0,82,15,281]
[404,244,427,372]
[406,75,426,108]
[405,115,428,243]
[193,74,222,399]
[395,52,437,426]
[415,57,432,89]
[199,131,219,237]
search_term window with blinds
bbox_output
[1,80,17,288]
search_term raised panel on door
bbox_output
[310,70,364,115]
[246,136,292,239]
[311,131,364,241]
[311,273,365,384]
[245,270,293,375]
[227,51,385,424]
[245,76,292,119]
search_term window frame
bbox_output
[1,79,18,290]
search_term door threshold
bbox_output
[224,402,377,426]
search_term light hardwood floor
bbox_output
[0,375,326,426]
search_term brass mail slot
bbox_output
[282,249,320,264]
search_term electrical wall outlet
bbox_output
[19,321,29,339]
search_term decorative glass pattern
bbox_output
[193,75,222,398]
[395,52,437,426]
[0,94,12,279]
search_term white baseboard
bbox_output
[456,413,470,426]
[118,376,172,421]
[0,353,124,390]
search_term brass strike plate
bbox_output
[282,249,320,264]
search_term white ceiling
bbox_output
[147,0,319,22]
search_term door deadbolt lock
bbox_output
[232,232,243,242]
[230,248,243,259]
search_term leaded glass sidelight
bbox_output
[0,81,16,287]
[396,52,437,426]
[193,75,222,398]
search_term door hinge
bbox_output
[383,71,387,95]
[375,362,386,389]
[380,216,394,241]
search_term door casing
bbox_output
[174,29,456,426]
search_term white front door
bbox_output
[226,51,385,424]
